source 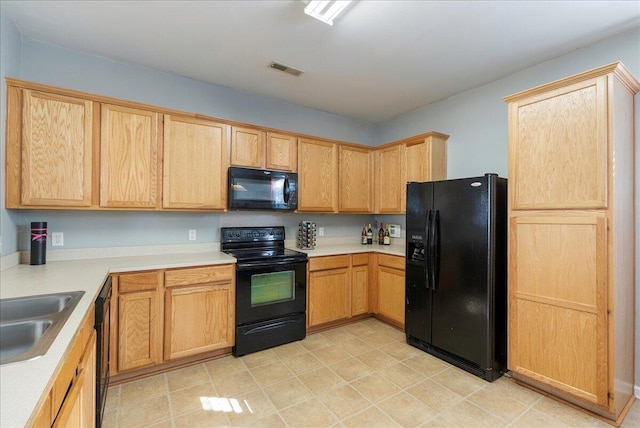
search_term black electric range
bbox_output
[221,226,308,356]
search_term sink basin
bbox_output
[0,291,85,365]
[0,320,53,363]
[0,291,84,323]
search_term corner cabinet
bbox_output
[375,132,448,214]
[163,115,230,210]
[504,62,639,424]
[297,138,339,212]
[6,85,95,208]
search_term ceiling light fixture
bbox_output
[304,1,352,26]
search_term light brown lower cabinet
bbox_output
[164,266,235,360]
[112,264,235,376]
[31,309,96,428]
[307,255,351,327]
[375,254,406,328]
[351,253,369,316]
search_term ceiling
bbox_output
[2,1,639,123]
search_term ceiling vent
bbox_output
[269,62,304,77]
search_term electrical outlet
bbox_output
[51,232,64,247]
[189,229,197,241]
[318,227,325,237]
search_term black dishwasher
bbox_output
[95,277,112,427]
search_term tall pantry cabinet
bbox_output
[504,62,639,424]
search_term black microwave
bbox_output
[228,167,298,211]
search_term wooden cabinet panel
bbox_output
[308,254,350,271]
[118,271,158,293]
[509,215,607,405]
[509,78,607,210]
[230,126,265,168]
[377,266,405,327]
[165,265,234,287]
[100,104,159,208]
[118,290,161,371]
[406,134,447,183]
[351,263,369,316]
[165,282,234,360]
[375,144,405,213]
[20,89,93,207]
[266,132,297,171]
[298,138,338,212]
[308,267,350,327]
[339,145,373,212]
[163,115,229,209]
[504,63,639,421]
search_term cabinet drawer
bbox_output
[165,265,234,287]
[308,255,351,272]
[352,253,369,266]
[378,254,405,270]
[118,271,158,293]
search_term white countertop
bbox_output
[0,251,235,428]
[0,242,405,427]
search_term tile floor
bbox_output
[102,318,640,427]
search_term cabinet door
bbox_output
[164,283,234,360]
[339,145,373,213]
[163,115,229,209]
[377,266,405,327]
[100,104,159,208]
[118,290,161,371]
[308,268,350,327]
[230,126,265,168]
[21,89,93,207]
[298,138,338,212]
[509,77,607,210]
[375,144,406,213]
[53,332,96,428]
[266,132,297,171]
[509,215,608,406]
[406,135,447,183]
[351,263,369,316]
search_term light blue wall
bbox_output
[0,10,22,255]
[19,39,376,146]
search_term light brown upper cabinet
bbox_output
[375,144,406,213]
[163,115,230,210]
[375,132,448,214]
[100,104,160,208]
[266,132,297,171]
[297,138,339,212]
[6,85,95,208]
[504,62,639,423]
[339,145,373,213]
[230,126,265,168]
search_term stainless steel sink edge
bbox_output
[0,291,86,365]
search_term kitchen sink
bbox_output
[0,291,85,365]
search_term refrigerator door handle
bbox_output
[426,209,433,290]
[432,210,441,289]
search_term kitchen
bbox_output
[1,1,640,427]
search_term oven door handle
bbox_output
[236,258,308,270]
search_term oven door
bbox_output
[235,259,307,325]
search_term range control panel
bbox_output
[221,226,285,243]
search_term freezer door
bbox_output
[431,176,491,368]
[405,182,433,344]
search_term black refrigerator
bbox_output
[405,174,507,381]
